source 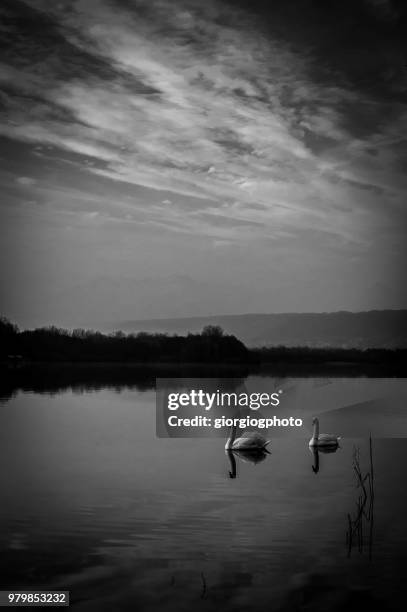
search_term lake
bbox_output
[1,371,407,611]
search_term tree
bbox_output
[201,325,224,338]
[0,316,19,335]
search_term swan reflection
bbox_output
[310,444,339,474]
[226,448,269,479]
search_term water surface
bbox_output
[1,374,406,611]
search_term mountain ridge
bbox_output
[119,309,407,348]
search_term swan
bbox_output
[225,423,270,451]
[309,417,340,448]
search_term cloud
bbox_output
[16,176,36,186]
[0,0,405,248]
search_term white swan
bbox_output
[225,423,270,451]
[309,417,340,447]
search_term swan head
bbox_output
[312,417,319,425]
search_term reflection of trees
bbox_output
[0,363,251,402]
[346,436,375,559]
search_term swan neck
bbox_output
[225,424,237,450]
[313,419,319,440]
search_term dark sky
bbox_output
[1,0,406,328]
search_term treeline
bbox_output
[252,345,407,365]
[0,317,250,364]
[2,317,406,368]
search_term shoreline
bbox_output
[2,359,407,376]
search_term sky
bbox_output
[1,0,406,329]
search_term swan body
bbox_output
[309,417,340,447]
[225,425,270,451]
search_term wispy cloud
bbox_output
[1,0,405,247]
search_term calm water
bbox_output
[1,374,407,611]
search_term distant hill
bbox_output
[120,310,407,348]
